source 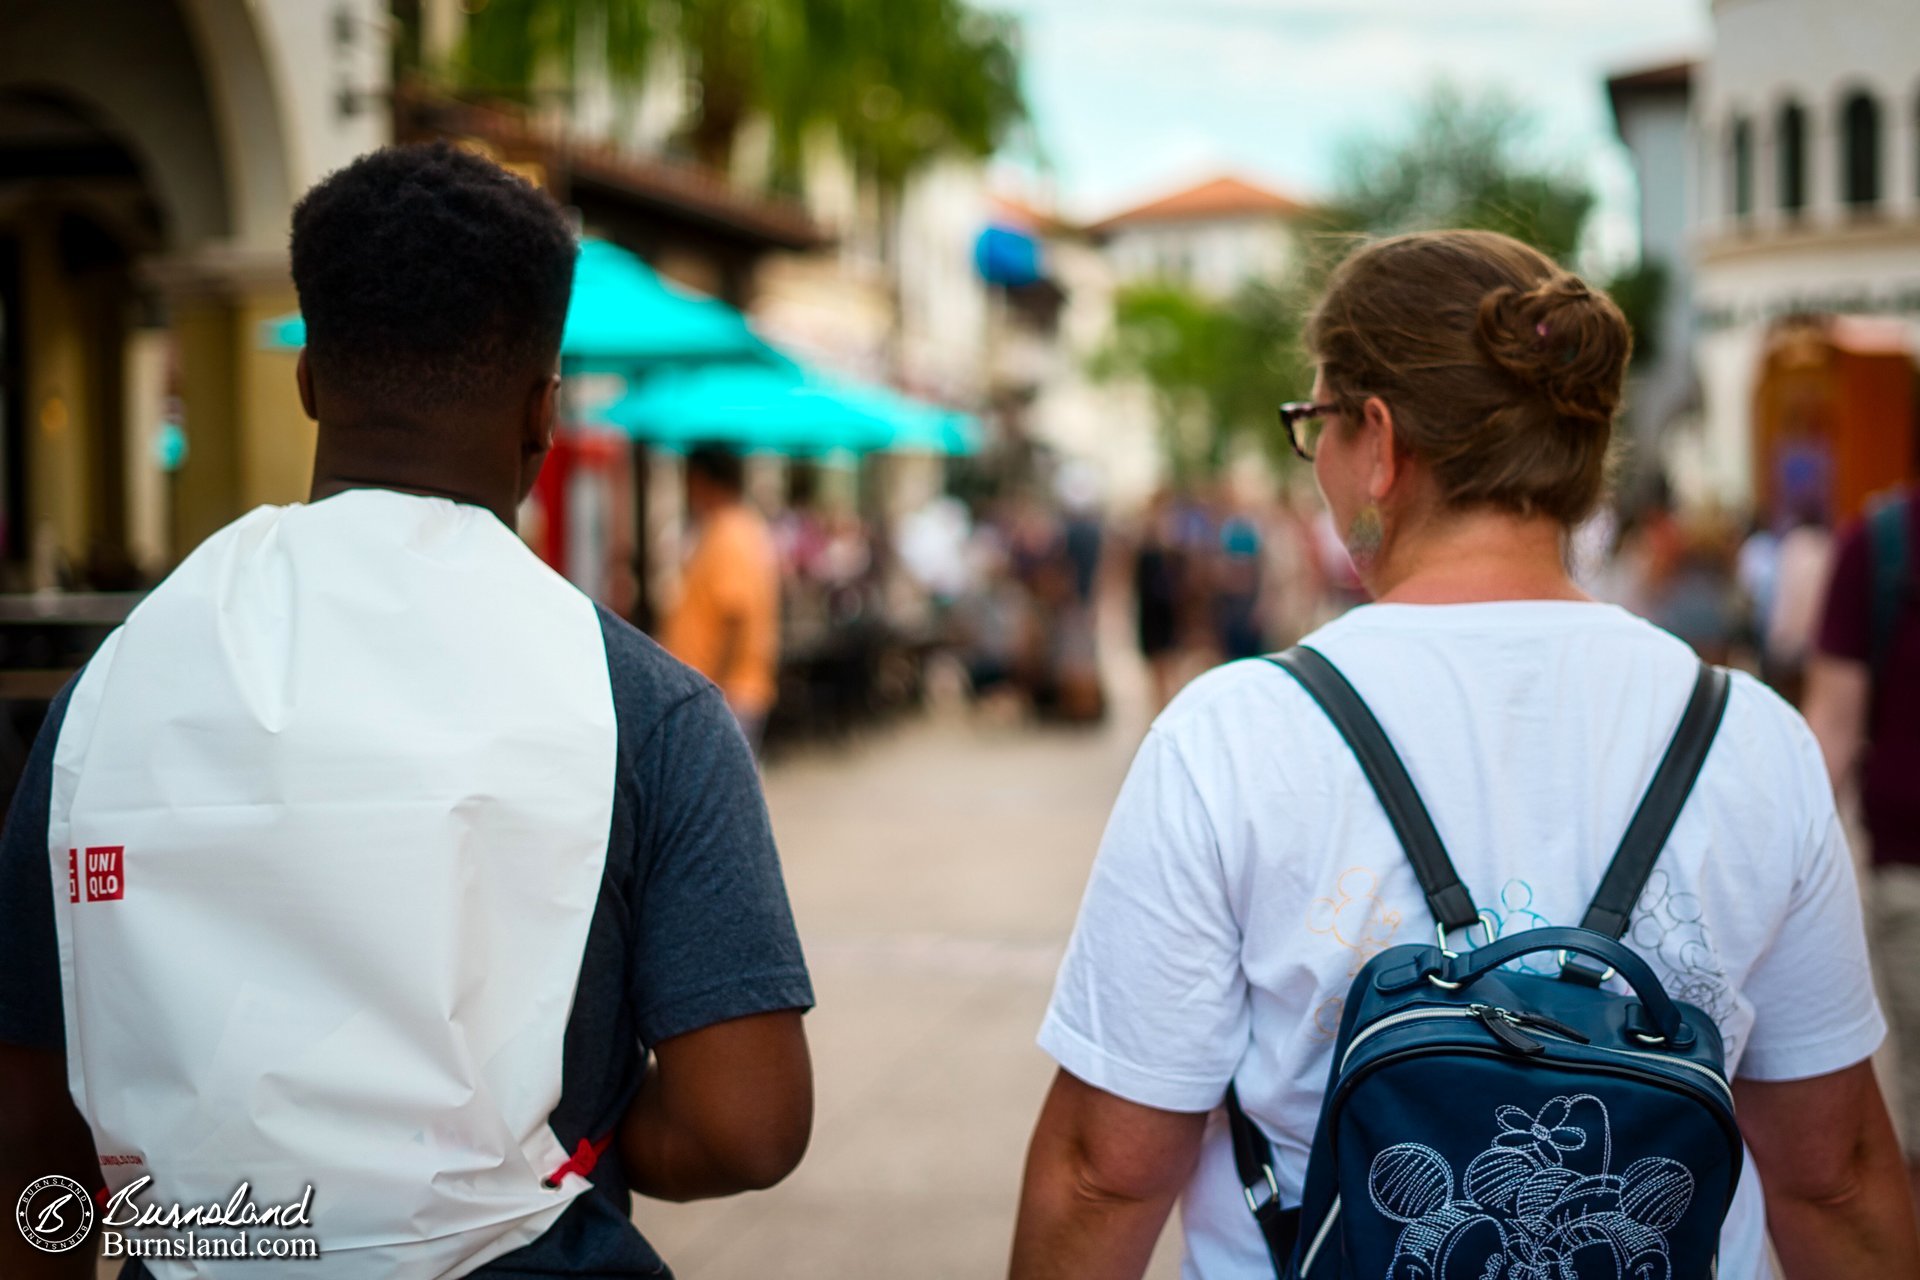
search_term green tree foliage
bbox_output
[446,0,1027,196]
[1099,85,1637,479]
[1330,83,1594,265]
[456,0,657,101]
[1094,280,1310,480]
[1334,86,1668,365]
[1599,258,1668,368]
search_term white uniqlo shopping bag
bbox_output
[47,490,617,1278]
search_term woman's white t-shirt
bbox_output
[1039,601,1883,1280]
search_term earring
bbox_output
[1345,504,1385,566]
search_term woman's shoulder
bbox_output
[1713,668,1833,814]
[1152,656,1320,742]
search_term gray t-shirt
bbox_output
[0,602,813,1277]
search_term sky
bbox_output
[990,0,1712,267]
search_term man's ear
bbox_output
[1363,395,1401,503]
[526,374,560,457]
[296,350,317,420]
[516,374,560,504]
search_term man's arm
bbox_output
[1737,1061,1920,1277]
[1803,654,1871,794]
[604,637,814,1200]
[0,1045,100,1278]
[0,684,96,1276]
[1009,1069,1207,1280]
[617,1009,810,1201]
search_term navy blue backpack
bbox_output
[1227,646,1742,1280]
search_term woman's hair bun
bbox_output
[1305,229,1627,528]
[1474,275,1632,432]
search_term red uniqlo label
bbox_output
[67,849,78,903]
[83,846,124,902]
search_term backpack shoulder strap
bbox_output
[1563,662,1730,984]
[1268,646,1480,933]
[1869,496,1912,680]
[1224,1084,1300,1274]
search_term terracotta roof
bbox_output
[988,191,1078,236]
[1089,175,1309,233]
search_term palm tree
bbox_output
[446,0,658,110]
[427,0,1027,198]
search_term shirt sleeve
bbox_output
[0,681,76,1050]
[628,686,813,1047]
[1735,745,1885,1081]
[1038,728,1248,1112]
[1815,518,1872,664]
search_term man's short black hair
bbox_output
[686,443,746,495]
[290,142,577,412]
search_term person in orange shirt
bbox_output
[662,444,781,751]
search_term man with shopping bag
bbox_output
[0,143,813,1278]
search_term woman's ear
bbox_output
[1362,395,1401,503]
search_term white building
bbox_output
[985,196,1162,508]
[1607,61,1700,460]
[1089,175,1309,299]
[1686,0,1920,507]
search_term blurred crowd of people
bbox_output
[674,439,1908,770]
[1583,481,1855,709]
[886,473,1376,722]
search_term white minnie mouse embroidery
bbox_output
[1368,1094,1694,1280]
[1628,870,1731,1024]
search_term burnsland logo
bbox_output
[101,1177,314,1233]
[94,1177,323,1263]
[15,1175,95,1253]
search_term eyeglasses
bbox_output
[1278,401,1339,461]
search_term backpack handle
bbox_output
[1428,927,1685,1043]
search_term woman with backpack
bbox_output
[1010,230,1919,1279]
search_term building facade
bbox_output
[3,0,1010,608]
[1687,0,1920,509]
[983,196,1162,509]
[2,0,389,589]
[1608,61,1699,468]
[1090,175,1308,299]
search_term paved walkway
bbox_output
[636,682,1185,1278]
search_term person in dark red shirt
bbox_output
[1807,485,1920,1203]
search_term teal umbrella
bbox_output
[840,383,984,457]
[600,364,896,455]
[261,312,307,350]
[259,239,776,370]
[602,363,986,457]
[561,239,776,370]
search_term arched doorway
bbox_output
[0,89,172,590]
[2,0,239,589]
[1,0,311,589]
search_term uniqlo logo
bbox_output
[67,849,78,903]
[81,846,124,902]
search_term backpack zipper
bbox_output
[1337,1004,1733,1106]
[1297,1194,1341,1275]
